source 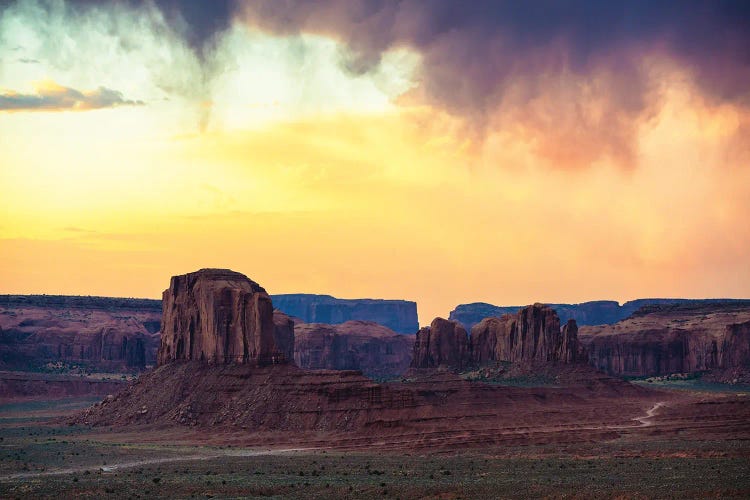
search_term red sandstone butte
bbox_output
[157,269,293,366]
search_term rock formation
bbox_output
[272,294,419,334]
[294,319,414,379]
[579,303,750,377]
[450,299,750,331]
[412,305,585,370]
[411,318,470,370]
[470,304,585,365]
[0,298,160,372]
[157,269,292,366]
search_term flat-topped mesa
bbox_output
[410,318,469,370]
[156,269,293,366]
[470,304,586,365]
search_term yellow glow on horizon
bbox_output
[1,11,749,325]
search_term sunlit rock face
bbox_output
[157,269,293,366]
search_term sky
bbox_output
[1,0,749,326]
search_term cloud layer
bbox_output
[234,0,750,167]
[0,81,143,112]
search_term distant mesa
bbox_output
[0,295,160,372]
[579,302,750,381]
[411,304,585,370]
[157,269,293,366]
[271,293,418,334]
[450,298,750,331]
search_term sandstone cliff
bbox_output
[0,300,160,372]
[293,319,414,379]
[412,305,584,370]
[410,318,470,370]
[470,304,585,365]
[579,303,750,377]
[272,294,419,334]
[157,269,292,366]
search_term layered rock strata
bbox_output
[411,304,584,370]
[579,303,750,377]
[157,269,293,366]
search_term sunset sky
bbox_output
[1,1,749,325]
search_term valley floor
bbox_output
[0,383,749,499]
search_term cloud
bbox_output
[235,0,750,168]
[16,58,39,64]
[0,80,144,112]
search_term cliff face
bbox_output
[412,305,584,370]
[293,319,414,379]
[470,304,585,366]
[579,303,750,377]
[272,294,419,334]
[450,299,750,331]
[0,301,160,372]
[157,269,293,366]
[410,318,469,370]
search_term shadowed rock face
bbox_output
[470,304,585,365]
[157,269,293,366]
[272,294,419,334]
[579,303,750,377]
[411,318,470,370]
[0,299,160,371]
[412,305,584,370]
[293,319,414,379]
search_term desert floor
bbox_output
[1,381,749,499]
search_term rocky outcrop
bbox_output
[272,294,419,334]
[412,305,584,370]
[0,302,160,372]
[470,304,585,365]
[579,303,750,377]
[410,318,470,370]
[157,269,292,366]
[294,320,414,379]
[450,299,750,331]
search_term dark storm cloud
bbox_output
[236,0,750,167]
[240,0,750,107]
[149,0,234,56]
[0,84,144,112]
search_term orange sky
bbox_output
[1,2,749,325]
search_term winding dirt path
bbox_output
[632,401,666,427]
[0,403,672,481]
[0,447,314,481]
